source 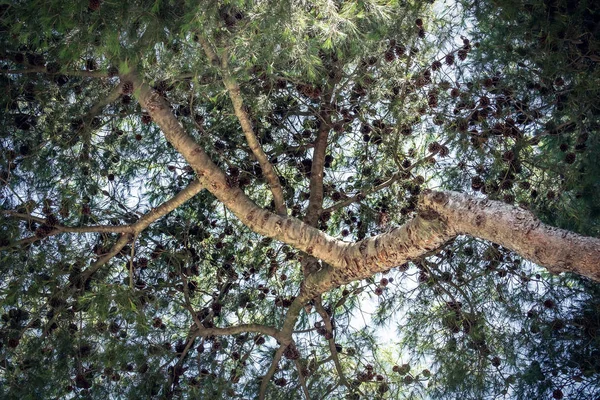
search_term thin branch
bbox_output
[80,84,124,159]
[1,211,48,225]
[2,211,132,235]
[0,66,109,78]
[0,54,111,78]
[295,359,312,400]
[85,84,123,119]
[81,180,204,279]
[197,35,287,215]
[82,233,131,280]
[0,236,37,251]
[323,172,402,214]
[192,323,280,340]
[258,344,287,400]
[322,155,434,214]
[1,180,204,253]
[314,298,353,391]
[257,292,307,399]
[268,143,315,159]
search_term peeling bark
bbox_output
[302,215,451,297]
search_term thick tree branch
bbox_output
[301,213,451,297]
[420,190,600,281]
[131,73,600,292]
[197,36,287,215]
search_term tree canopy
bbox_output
[1,0,600,399]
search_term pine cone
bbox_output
[88,0,101,11]
[121,81,134,95]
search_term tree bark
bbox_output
[131,74,600,288]
[197,36,287,216]
[420,190,600,281]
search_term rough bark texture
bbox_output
[131,74,600,287]
[421,189,600,281]
[302,214,451,297]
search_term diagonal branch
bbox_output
[295,358,312,400]
[2,211,48,225]
[257,289,305,400]
[197,36,287,215]
[323,171,403,214]
[314,298,355,392]
[258,343,287,400]
[80,83,124,159]
[0,66,109,78]
[192,324,280,340]
[81,179,204,279]
[131,73,347,266]
[85,84,123,121]
[131,72,600,290]
[1,180,204,255]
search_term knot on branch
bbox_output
[146,89,165,112]
[419,207,441,221]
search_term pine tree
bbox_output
[0,1,599,399]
